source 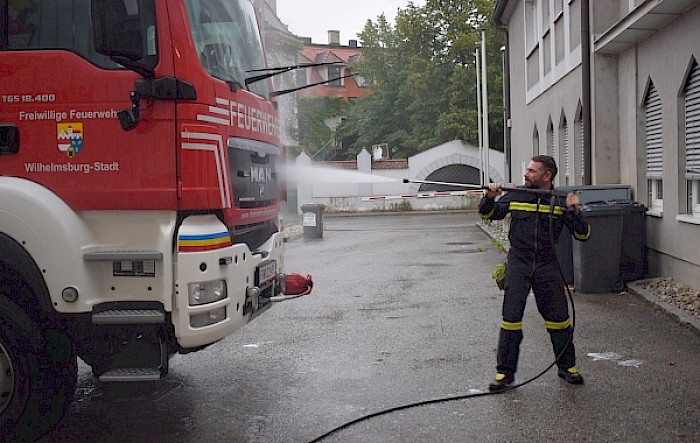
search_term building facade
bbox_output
[297,31,371,100]
[252,0,301,146]
[493,0,700,287]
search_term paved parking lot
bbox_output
[42,212,700,442]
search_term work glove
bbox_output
[491,263,506,290]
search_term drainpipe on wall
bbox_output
[582,0,592,185]
[500,31,511,183]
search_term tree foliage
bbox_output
[296,97,350,159]
[337,0,504,159]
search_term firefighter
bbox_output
[479,155,591,391]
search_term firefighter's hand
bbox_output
[566,192,581,214]
[485,183,503,199]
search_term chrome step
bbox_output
[99,367,162,382]
[92,309,165,325]
[84,250,163,261]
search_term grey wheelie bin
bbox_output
[301,203,325,239]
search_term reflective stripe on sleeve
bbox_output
[480,208,496,219]
[574,224,591,240]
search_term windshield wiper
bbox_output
[270,74,355,98]
[245,62,341,86]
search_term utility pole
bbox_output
[481,30,490,185]
[476,48,484,186]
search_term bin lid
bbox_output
[581,201,627,215]
[606,200,647,211]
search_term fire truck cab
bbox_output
[0,0,309,439]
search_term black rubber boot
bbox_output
[548,327,576,370]
[496,328,523,376]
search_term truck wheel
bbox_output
[0,296,77,441]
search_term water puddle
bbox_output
[587,352,644,367]
[242,341,274,349]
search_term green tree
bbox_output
[338,0,503,158]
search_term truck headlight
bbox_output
[188,280,227,306]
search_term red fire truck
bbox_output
[0,0,312,439]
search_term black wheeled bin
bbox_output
[554,185,632,286]
[573,202,626,293]
[614,200,647,283]
[573,200,647,293]
[301,203,325,239]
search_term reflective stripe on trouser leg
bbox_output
[548,326,576,370]
[496,325,523,376]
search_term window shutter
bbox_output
[686,62,700,179]
[564,119,570,177]
[579,116,584,179]
[645,83,663,178]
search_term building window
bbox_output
[560,114,570,186]
[355,75,370,88]
[569,0,581,50]
[525,0,538,52]
[645,82,663,214]
[547,119,557,183]
[541,0,550,36]
[684,61,700,218]
[554,0,564,17]
[579,108,584,182]
[297,68,307,87]
[533,125,540,156]
[327,65,343,87]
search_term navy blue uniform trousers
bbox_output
[497,251,575,376]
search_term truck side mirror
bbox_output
[91,0,144,61]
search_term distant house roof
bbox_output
[301,46,362,66]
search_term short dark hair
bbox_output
[531,155,558,180]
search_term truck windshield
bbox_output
[185,0,269,97]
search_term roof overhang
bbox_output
[594,0,698,54]
[491,0,514,28]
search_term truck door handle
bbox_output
[0,124,20,155]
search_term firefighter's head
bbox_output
[525,155,557,189]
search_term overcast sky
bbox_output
[276,0,425,45]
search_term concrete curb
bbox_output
[626,279,700,333]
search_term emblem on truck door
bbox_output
[57,122,84,158]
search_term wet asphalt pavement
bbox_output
[40,212,699,442]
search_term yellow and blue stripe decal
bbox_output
[178,231,231,252]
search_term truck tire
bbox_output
[0,296,77,441]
